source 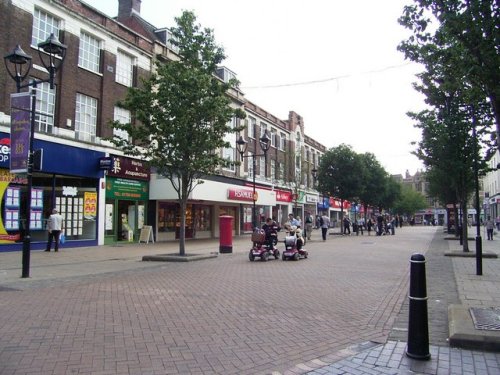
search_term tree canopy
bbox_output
[110,11,244,255]
[398,0,499,145]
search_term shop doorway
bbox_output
[117,200,136,241]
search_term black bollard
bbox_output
[406,253,431,360]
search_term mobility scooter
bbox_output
[282,226,308,261]
[249,228,280,261]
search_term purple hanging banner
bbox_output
[10,92,32,174]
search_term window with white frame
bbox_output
[260,156,265,177]
[32,80,55,134]
[116,51,133,86]
[248,116,256,139]
[164,29,180,53]
[79,32,101,73]
[280,132,286,150]
[270,159,276,181]
[271,129,277,148]
[75,93,97,142]
[279,163,284,183]
[113,106,131,141]
[260,122,267,138]
[247,152,254,178]
[223,147,235,171]
[32,8,60,46]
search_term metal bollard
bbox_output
[406,253,431,360]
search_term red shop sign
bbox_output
[276,190,292,202]
[227,188,255,202]
[329,198,351,209]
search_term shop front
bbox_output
[328,198,351,227]
[227,186,276,233]
[104,156,150,244]
[275,189,292,227]
[304,193,319,219]
[0,133,104,251]
[150,175,277,240]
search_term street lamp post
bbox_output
[236,131,271,230]
[4,33,67,278]
[312,167,319,215]
[471,109,482,276]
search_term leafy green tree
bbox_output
[110,11,245,255]
[398,0,500,146]
[317,144,365,232]
[424,166,460,234]
[393,184,427,217]
[358,153,388,219]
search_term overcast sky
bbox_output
[84,0,426,176]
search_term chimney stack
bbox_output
[118,0,141,19]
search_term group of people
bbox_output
[339,214,402,236]
[283,212,331,242]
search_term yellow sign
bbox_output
[253,191,259,201]
[84,192,97,219]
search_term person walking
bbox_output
[45,208,64,252]
[343,216,351,235]
[367,218,373,235]
[485,216,495,240]
[321,214,330,241]
[305,211,314,241]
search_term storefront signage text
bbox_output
[305,194,318,203]
[227,188,255,202]
[107,156,150,181]
[106,178,149,201]
[63,186,78,196]
[275,190,292,202]
[99,157,114,170]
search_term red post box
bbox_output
[219,215,233,253]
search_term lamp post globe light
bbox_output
[236,131,271,230]
[4,33,67,278]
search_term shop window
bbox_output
[194,205,211,232]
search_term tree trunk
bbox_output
[179,198,186,256]
[178,174,189,256]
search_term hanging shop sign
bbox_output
[106,178,149,201]
[98,157,114,170]
[9,93,31,174]
[107,156,150,181]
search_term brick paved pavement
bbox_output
[304,228,500,375]
[0,226,498,374]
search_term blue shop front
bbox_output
[0,132,104,252]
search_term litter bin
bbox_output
[219,215,233,253]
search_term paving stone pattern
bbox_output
[0,227,499,374]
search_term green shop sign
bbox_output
[106,178,149,201]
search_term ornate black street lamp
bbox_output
[4,33,67,278]
[236,131,271,229]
